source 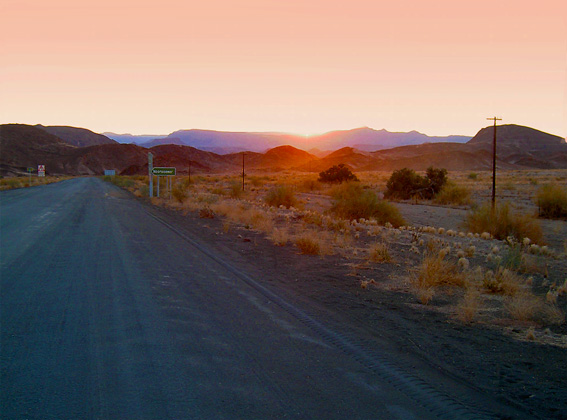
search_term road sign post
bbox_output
[27,167,33,184]
[151,167,176,198]
[148,153,154,197]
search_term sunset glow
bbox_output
[1,0,566,138]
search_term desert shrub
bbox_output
[139,185,149,197]
[172,184,187,203]
[318,164,358,184]
[265,185,297,208]
[181,176,193,189]
[229,181,243,199]
[269,228,289,246]
[482,267,523,295]
[111,176,135,188]
[434,182,471,206]
[505,293,564,324]
[295,233,321,255]
[536,183,567,219]
[385,168,425,200]
[411,250,466,304]
[330,182,405,226]
[468,172,478,180]
[298,178,322,192]
[455,289,481,323]
[0,178,22,189]
[368,242,391,263]
[426,167,448,195]
[385,167,447,200]
[248,176,265,187]
[464,202,543,243]
[199,207,215,219]
[412,252,466,290]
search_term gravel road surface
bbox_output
[1,178,530,419]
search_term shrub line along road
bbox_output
[1,178,531,419]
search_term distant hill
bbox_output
[303,127,471,151]
[0,124,76,176]
[37,125,116,147]
[150,129,286,152]
[467,124,565,148]
[126,127,471,152]
[306,147,376,171]
[466,124,567,169]
[1,123,565,176]
[103,133,166,145]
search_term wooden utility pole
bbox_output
[242,153,245,191]
[486,117,502,209]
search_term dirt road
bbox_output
[1,178,533,419]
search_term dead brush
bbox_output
[295,232,322,255]
[482,267,523,296]
[199,207,215,219]
[268,228,289,246]
[368,242,392,263]
[465,202,543,243]
[504,292,565,325]
[455,288,481,323]
[410,250,466,304]
[412,252,466,289]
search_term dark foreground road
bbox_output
[1,178,529,419]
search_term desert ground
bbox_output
[98,168,567,418]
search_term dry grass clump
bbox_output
[265,185,297,208]
[297,178,322,192]
[413,252,466,289]
[504,293,564,324]
[434,182,472,206]
[0,177,24,189]
[172,184,188,203]
[536,183,567,219]
[482,267,524,295]
[455,288,481,323]
[411,250,467,304]
[295,232,321,255]
[2,175,71,190]
[368,242,392,263]
[330,182,405,227]
[464,202,543,243]
[199,207,215,219]
[268,228,289,246]
[212,200,273,233]
[229,181,243,199]
[416,287,435,305]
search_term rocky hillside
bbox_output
[36,125,117,147]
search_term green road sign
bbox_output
[27,167,34,173]
[152,167,176,176]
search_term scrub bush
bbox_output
[318,164,358,184]
[536,183,567,219]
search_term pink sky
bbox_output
[1,0,566,138]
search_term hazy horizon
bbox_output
[2,0,566,139]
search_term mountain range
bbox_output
[104,127,471,154]
[1,123,565,177]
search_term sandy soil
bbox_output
[150,196,567,420]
